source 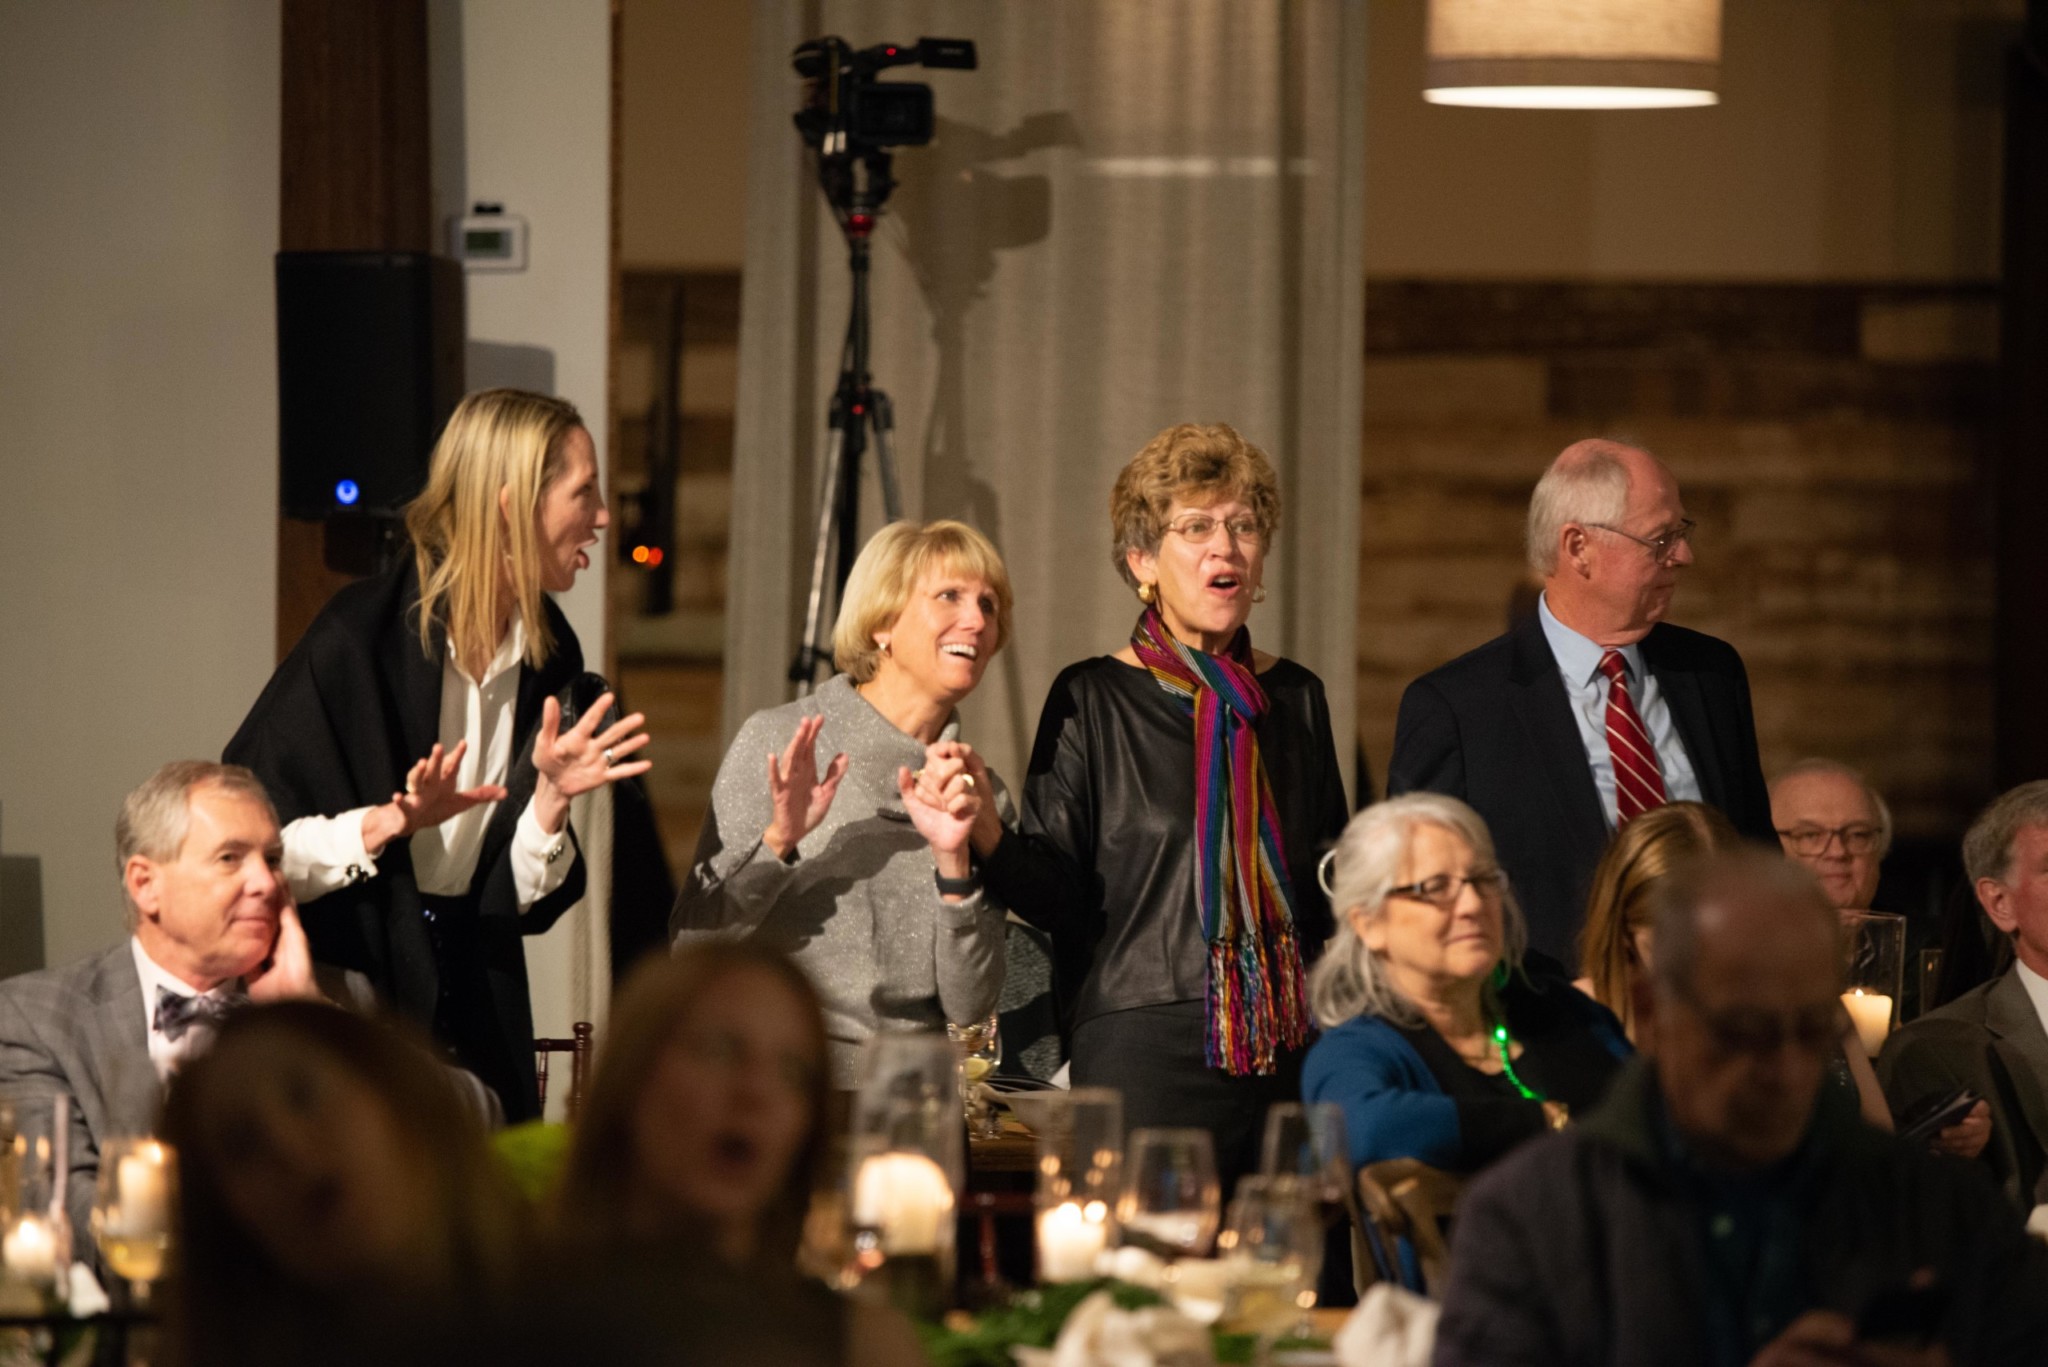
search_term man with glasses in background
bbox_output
[1771,758,1893,912]
[1881,781,2048,1209]
[1436,849,2048,1367]
[1388,438,1774,966]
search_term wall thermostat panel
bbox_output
[450,205,527,272]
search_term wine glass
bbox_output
[1260,1103,1350,1335]
[946,1013,1003,1138]
[1117,1128,1221,1259]
[1216,1175,1322,1341]
[92,1138,175,1307]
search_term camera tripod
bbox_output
[787,160,905,693]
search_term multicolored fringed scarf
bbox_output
[1131,608,1311,1076]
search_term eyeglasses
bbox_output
[1164,514,1264,548]
[1586,518,1696,562]
[1386,868,1508,910]
[1671,985,1843,1058]
[1777,824,1882,857]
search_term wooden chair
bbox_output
[1354,1158,1466,1296]
[534,1021,595,1121]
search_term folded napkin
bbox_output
[1050,1288,1215,1367]
[1331,1285,1437,1367]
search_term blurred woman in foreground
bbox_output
[547,943,928,1367]
[163,1002,522,1367]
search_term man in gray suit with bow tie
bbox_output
[0,760,329,1262]
[1882,781,2048,1210]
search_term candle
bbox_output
[114,1147,169,1236]
[852,1152,953,1255]
[1037,1199,1109,1281]
[1843,989,1893,1056]
[4,1214,56,1287]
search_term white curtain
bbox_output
[727,0,1366,802]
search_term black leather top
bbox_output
[982,654,1351,1031]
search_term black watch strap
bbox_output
[935,869,981,898]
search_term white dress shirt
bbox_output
[279,618,574,910]
[2017,959,2048,1040]
[131,938,236,1081]
[1536,593,1703,829]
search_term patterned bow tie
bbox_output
[152,986,240,1043]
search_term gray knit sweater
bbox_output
[670,674,1010,1085]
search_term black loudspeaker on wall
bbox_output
[276,252,465,520]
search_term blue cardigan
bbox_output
[1302,984,1632,1173]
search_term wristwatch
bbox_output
[934,870,981,898]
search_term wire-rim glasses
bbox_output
[1586,518,1696,562]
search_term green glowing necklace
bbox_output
[1491,1021,1545,1103]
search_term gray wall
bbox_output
[0,2,283,966]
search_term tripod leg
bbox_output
[791,423,849,695]
[870,389,903,522]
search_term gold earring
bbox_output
[1137,582,1156,605]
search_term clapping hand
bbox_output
[922,740,1003,857]
[764,714,848,859]
[534,692,653,832]
[363,741,508,856]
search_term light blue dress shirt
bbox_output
[1536,593,1702,829]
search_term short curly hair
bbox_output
[1108,423,1283,591]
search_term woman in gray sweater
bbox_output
[671,520,1011,1084]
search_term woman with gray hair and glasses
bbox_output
[1302,794,1630,1175]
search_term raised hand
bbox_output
[363,741,508,856]
[764,714,848,859]
[534,692,653,832]
[900,755,980,877]
[920,740,1003,857]
[247,902,319,1003]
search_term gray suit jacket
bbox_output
[0,942,497,1265]
[1878,967,2048,1209]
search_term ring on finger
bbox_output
[961,775,976,791]
[603,747,615,767]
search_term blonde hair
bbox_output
[830,520,1014,684]
[404,389,585,674]
[1109,423,1283,592]
[1576,801,1741,1036]
[1309,794,1527,1030]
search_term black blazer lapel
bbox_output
[1505,613,1610,864]
[1641,626,1726,809]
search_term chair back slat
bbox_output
[534,1021,596,1122]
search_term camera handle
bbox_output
[789,218,903,695]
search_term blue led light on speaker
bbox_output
[335,479,361,506]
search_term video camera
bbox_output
[792,36,976,158]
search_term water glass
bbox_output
[1117,1128,1220,1258]
[1216,1175,1321,1338]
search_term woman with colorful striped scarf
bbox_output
[971,422,1350,1192]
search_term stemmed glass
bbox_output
[946,1013,1003,1138]
[1117,1128,1221,1258]
[1260,1103,1350,1338]
[1216,1175,1322,1343]
[92,1138,175,1307]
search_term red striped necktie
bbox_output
[1599,649,1667,824]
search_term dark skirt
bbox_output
[1071,999,1306,1196]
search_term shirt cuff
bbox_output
[510,797,575,911]
[280,809,379,904]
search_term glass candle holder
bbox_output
[1841,911,1906,1055]
[1033,1087,1123,1282]
[1,1096,71,1307]
[848,1033,962,1318]
[92,1137,175,1306]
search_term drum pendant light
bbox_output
[1425,0,1722,109]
